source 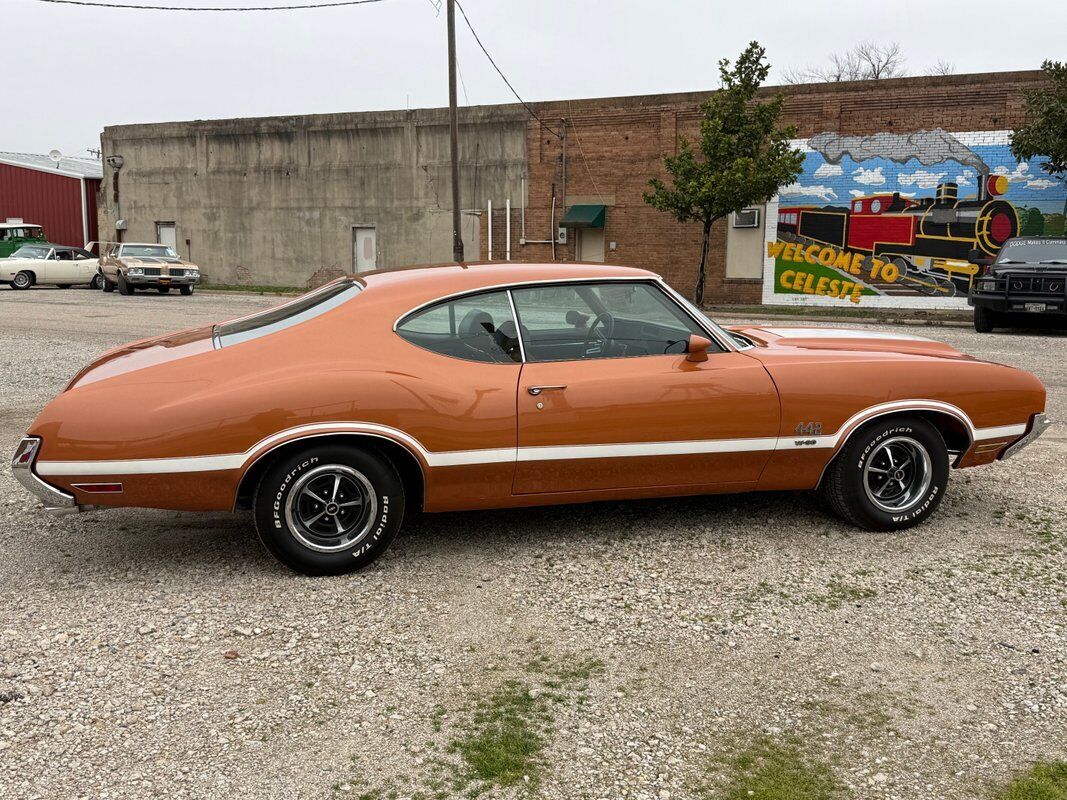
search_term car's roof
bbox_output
[119,242,173,247]
[357,261,660,294]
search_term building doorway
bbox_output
[577,226,605,262]
[353,226,377,272]
[156,222,177,251]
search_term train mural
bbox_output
[763,129,1066,308]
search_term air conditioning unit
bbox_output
[733,208,761,228]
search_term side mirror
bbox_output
[686,334,712,363]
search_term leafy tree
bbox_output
[1011,60,1067,220]
[644,42,804,304]
[1021,207,1045,236]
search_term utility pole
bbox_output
[447,0,464,262]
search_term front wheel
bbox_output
[102,273,115,292]
[821,415,949,531]
[90,273,103,290]
[974,305,996,333]
[117,273,134,295]
[12,271,33,290]
[253,444,405,575]
[179,284,194,296]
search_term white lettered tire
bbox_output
[253,444,405,575]
[821,416,949,531]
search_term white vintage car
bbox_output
[1,244,102,290]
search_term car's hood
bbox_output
[119,257,196,268]
[65,325,216,390]
[989,264,1067,276]
[728,325,971,360]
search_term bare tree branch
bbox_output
[781,41,908,84]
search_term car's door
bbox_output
[510,281,780,494]
[50,249,80,283]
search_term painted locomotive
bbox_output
[778,174,1019,297]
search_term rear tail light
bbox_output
[13,437,40,466]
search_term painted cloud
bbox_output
[778,182,838,203]
[813,162,844,178]
[853,166,886,186]
[1026,178,1058,190]
[898,169,947,190]
[993,162,1032,182]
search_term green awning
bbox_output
[560,204,606,229]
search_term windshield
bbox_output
[120,245,178,259]
[996,238,1067,264]
[215,279,363,348]
[11,246,49,259]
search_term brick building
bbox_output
[485,70,1065,309]
[102,70,1064,307]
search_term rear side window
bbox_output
[396,291,521,364]
[215,280,362,348]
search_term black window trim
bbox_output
[392,277,737,364]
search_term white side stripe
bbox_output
[33,401,1031,477]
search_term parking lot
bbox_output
[0,287,1063,799]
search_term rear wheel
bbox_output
[821,415,949,531]
[12,271,33,290]
[253,444,405,575]
[974,305,996,333]
[179,284,194,296]
[117,273,134,295]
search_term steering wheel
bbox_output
[583,312,615,353]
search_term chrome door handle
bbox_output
[527,385,567,396]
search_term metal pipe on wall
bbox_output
[520,174,526,241]
[505,199,511,261]
[487,199,492,261]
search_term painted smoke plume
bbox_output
[808,128,989,173]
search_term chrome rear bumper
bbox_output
[1001,413,1053,461]
[11,437,80,514]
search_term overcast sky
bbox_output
[4,0,1063,156]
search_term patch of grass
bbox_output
[991,761,1067,800]
[201,283,303,295]
[448,679,549,789]
[699,735,844,800]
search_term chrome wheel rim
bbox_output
[284,464,377,553]
[14,273,30,289]
[863,436,932,513]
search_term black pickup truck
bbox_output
[968,237,1067,332]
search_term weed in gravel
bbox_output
[697,734,845,800]
[990,760,1067,800]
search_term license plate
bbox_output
[1024,302,1046,312]
[159,278,171,284]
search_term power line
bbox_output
[35,0,389,10]
[452,0,559,139]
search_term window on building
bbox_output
[396,291,521,364]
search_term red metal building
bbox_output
[0,152,102,247]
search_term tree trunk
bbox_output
[694,217,713,305]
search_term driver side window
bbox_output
[511,282,709,362]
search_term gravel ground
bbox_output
[0,286,1064,800]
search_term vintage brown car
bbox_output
[12,262,1051,575]
[97,242,201,295]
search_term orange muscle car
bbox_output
[12,263,1051,575]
